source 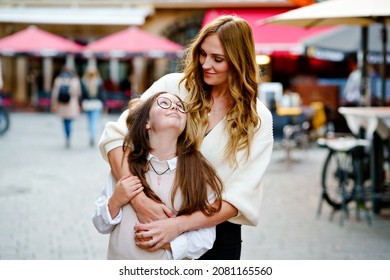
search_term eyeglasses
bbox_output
[156,96,188,114]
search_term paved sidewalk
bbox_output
[0,112,389,260]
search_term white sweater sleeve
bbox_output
[98,109,129,162]
[200,100,273,227]
[223,102,274,226]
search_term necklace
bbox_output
[149,161,170,186]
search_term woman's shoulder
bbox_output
[161,72,184,80]
[256,98,272,120]
[255,98,273,140]
[153,72,187,97]
[159,73,185,87]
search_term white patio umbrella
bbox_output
[258,0,390,105]
[303,23,390,55]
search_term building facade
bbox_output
[0,0,312,109]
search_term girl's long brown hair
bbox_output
[123,92,222,216]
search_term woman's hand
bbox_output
[108,175,143,218]
[131,193,174,223]
[133,218,180,251]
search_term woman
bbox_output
[81,66,104,147]
[99,15,274,259]
[93,92,222,259]
[51,67,81,149]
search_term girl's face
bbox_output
[199,34,229,87]
[146,93,187,134]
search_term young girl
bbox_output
[93,92,222,259]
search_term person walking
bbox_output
[343,56,361,106]
[51,67,81,149]
[93,92,223,259]
[98,15,274,260]
[81,66,104,147]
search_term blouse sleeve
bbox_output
[92,173,123,234]
[169,227,216,260]
[168,190,217,259]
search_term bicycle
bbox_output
[0,95,10,135]
[317,135,372,225]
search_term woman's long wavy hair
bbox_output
[179,15,261,165]
[123,92,222,216]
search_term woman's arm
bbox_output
[140,225,217,260]
[134,200,237,250]
[107,146,130,181]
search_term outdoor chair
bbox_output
[272,110,310,163]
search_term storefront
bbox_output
[1,1,332,110]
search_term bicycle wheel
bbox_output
[321,149,355,210]
[0,106,10,135]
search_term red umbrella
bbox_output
[0,25,83,56]
[84,27,183,58]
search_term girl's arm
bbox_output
[107,175,144,218]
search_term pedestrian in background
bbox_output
[51,67,81,149]
[81,66,104,147]
[343,56,361,106]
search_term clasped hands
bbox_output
[129,182,181,252]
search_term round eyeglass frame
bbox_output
[156,96,188,113]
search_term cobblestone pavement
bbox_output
[0,112,389,260]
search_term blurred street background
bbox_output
[0,0,390,262]
[0,112,389,260]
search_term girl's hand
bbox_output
[108,175,143,218]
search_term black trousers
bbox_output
[198,221,242,260]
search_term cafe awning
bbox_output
[203,8,335,55]
[83,27,184,58]
[0,25,84,56]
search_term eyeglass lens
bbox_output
[157,97,187,113]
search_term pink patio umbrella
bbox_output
[84,27,184,58]
[0,25,84,56]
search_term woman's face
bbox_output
[146,93,187,134]
[199,34,229,87]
